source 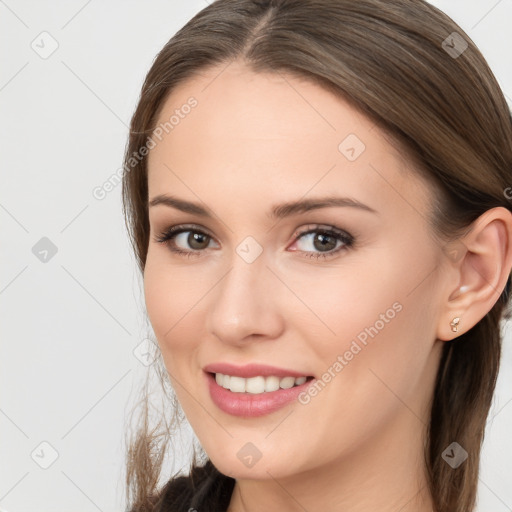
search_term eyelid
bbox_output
[290,223,352,242]
[153,223,217,243]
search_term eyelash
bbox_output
[153,223,355,260]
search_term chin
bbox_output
[207,448,303,481]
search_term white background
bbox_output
[1,1,511,511]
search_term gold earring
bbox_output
[450,317,460,332]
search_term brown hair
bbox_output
[122,1,512,511]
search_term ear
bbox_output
[436,206,512,341]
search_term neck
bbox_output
[226,404,434,512]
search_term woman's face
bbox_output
[144,60,447,480]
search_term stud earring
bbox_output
[450,317,460,332]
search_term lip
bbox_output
[203,362,312,379]
[204,370,315,418]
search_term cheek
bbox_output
[276,258,403,359]
[143,259,171,342]
[143,256,203,364]
[290,254,434,403]
[290,298,433,467]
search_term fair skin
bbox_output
[144,60,512,512]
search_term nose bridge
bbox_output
[206,248,283,344]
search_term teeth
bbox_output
[214,373,309,393]
[264,376,280,392]
[280,376,295,389]
[245,376,264,393]
[229,376,246,393]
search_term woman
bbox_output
[122,1,512,511]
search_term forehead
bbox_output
[146,61,433,220]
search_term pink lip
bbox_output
[204,371,315,418]
[203,362,312,379]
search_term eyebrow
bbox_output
[148,194,378,220]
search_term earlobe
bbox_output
[437,315,464,342]
[449,316,460,333]
[436,207,512,342]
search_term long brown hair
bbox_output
[122,1,512,511]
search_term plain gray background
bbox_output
[1,1,511,511]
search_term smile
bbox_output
[214,373,310,393]
[205,371,315,417]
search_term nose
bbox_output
[206,253,285,346]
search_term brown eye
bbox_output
[290,225,354,260]
[312,232,338,252]
[187,231,211,250]
[154,224,218,257]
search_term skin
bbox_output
[144,60,512,512]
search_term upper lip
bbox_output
[203,362,312,379]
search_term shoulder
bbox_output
[151,460,236,512]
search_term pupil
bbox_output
[190,232,208,249]
[314,233,336,251]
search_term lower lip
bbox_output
[205,372,315,417]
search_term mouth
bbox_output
[208,372,315,394]
[204,369,316,417]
